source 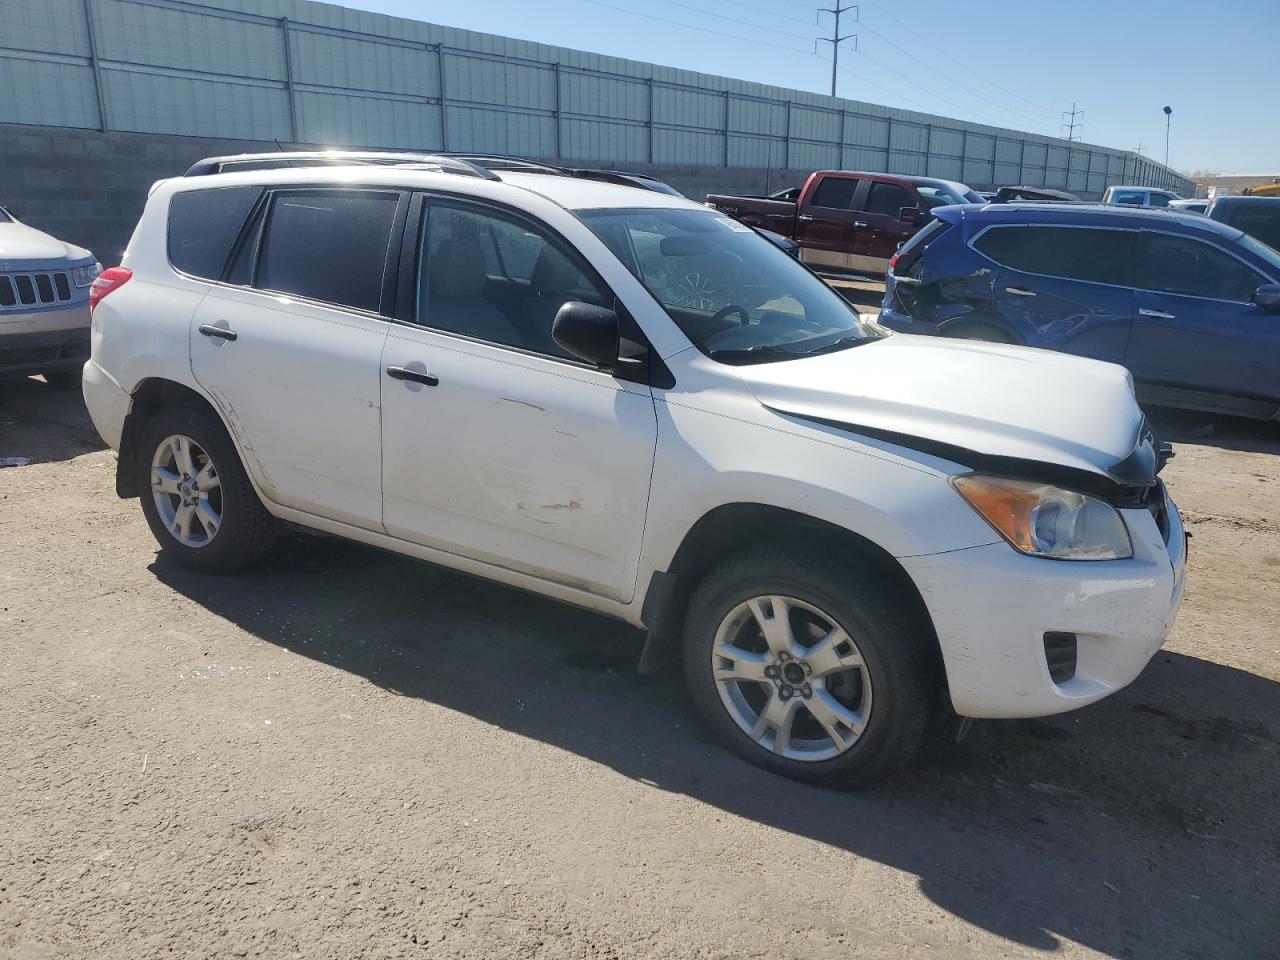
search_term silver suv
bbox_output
[0,203,100,388]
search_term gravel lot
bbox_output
[1,376,1277,960]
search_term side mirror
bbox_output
[553,301,620,367]
[898,206,925,224]
[1254,283,1280,313]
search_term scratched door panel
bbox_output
[379,324,657,602]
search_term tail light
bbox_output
[89,267,132,312]
[889,252,900,270]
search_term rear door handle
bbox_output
[386,364,439,386]
[797,214,815,222]
[854,221,869,228]
[1005,287,1037,297]
[1139,308,1176,320]
[198,324,237,341]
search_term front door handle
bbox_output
[797,214,815,222]
[386,364,439,386]
[854,221,869,228]
[1005,287,1037,297]
[198,324,237,341]
[1139,308,1176,320]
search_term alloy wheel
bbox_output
[711,595,873,761]
[150,434,222,548]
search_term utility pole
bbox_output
[1060,102,1084,142]
[817,4,858,98]
[1163,105,1172,168]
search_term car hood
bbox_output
[738,334,1152,489]
[0,221,91,263]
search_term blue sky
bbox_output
[346,0,1277,173]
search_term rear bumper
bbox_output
[82,359,130,450]
[901,496,1186,719]
[0,322,91,376]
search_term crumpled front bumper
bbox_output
[900,494,1186,719]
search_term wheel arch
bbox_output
[639,502,943,682]
[115,378,234,499]
[935,315,1024,345]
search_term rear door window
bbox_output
[809,177,859,210]
[974,225,1132,285]
[168,185,261,281]
[1138,232,1265,302]
[255,190,400,313]
[864,182,915,218]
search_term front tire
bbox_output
[682,544,937,789]
[136,406,279,572]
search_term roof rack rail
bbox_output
[182,150,500,180]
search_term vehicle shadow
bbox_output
[151,535,1279,959]
[1146,404,1280,456]
[0,375,106,465]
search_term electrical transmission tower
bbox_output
[817,3,858,98]
[1060,102,1084,141]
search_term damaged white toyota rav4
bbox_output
[83,155,1186,787]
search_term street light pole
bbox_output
[1163,105,1172,168]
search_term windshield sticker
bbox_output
[714,216,753,233]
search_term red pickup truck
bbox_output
[707,170,983,276]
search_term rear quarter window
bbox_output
[167,186,262,281]
[974,225,1132,285]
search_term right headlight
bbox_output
[951,474,1133,561]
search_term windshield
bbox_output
[918,182,983,208]
[579,208,883,363]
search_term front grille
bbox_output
[0,271,75,309]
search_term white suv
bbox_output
[83,156,1186,787]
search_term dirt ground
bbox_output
[1,375,1277,960]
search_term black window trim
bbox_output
[967,222,1138,291]
[1135,228,1272,306]
[392,189,669,387]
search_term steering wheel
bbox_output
[711,304,750,327]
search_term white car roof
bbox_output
[494,171,695,210]
[161,164,704,215]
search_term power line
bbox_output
[816,3,857,98]
[854,48,1047,132]
[713,0,816,24]
[580,0,817,54]
[857,0,1061,115]
[854,17,1058,126]
[832,61,936,115]
[647,0,816,43]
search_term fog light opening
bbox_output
[1043,632,1078,685]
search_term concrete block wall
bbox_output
[0,124,811,266]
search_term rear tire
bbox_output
[136,405,279,573]
[682,543,937,789]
